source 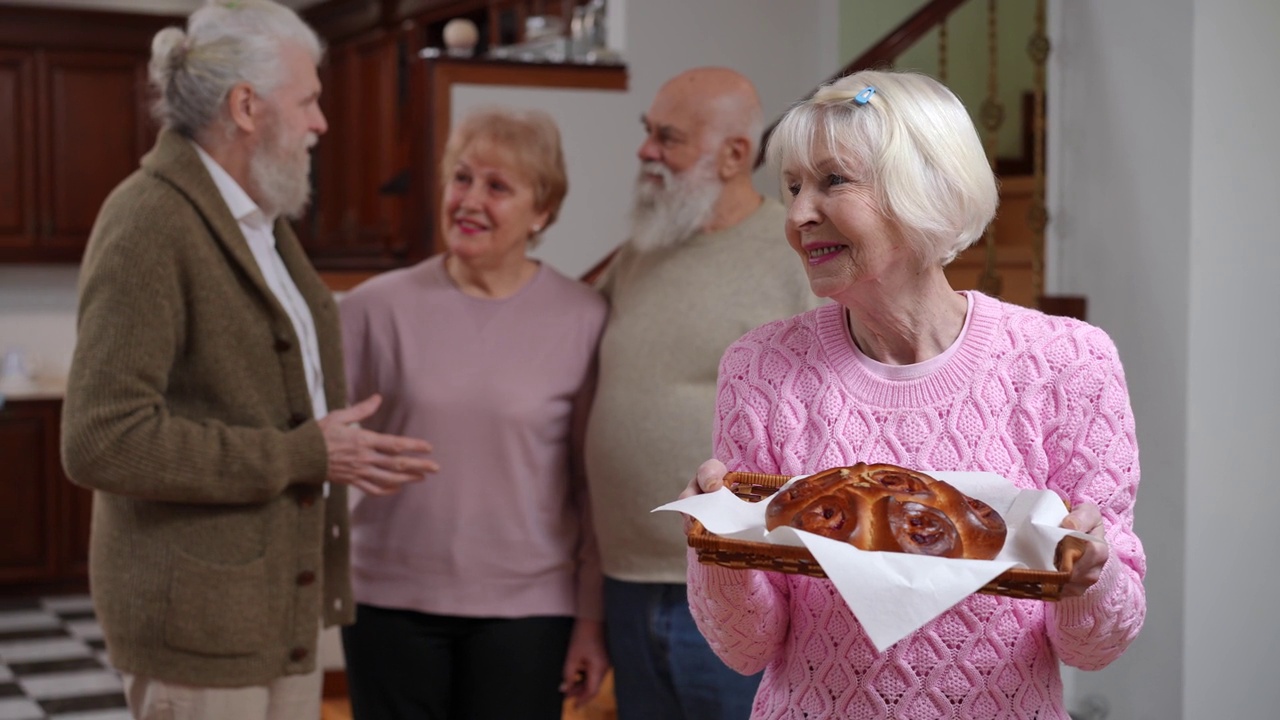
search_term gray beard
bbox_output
[628,157,722,253]
[250,121,314,220]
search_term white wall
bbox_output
[1049,5,1187,717]
[1184,0,1280,717]
[1053,0,1280,718]
[1051,3,1191,719]
[0,267,78,383]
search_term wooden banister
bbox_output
[841,0,970,78]
[754,0,969,168]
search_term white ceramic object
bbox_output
[443,18,479,58]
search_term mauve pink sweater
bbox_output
[340,256,607,620]
[688,292,1146,720]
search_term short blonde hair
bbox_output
[440,107,568,240]
[766,70,998,265]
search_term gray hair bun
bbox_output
[149,27,188,88]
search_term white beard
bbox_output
[249,113,316,220]
[628,155,723,253]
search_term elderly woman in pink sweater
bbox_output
[679,70,1146,719]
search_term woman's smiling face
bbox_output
[441,139,549,267]
[781,141,915,303]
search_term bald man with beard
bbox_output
[584,67,822,720]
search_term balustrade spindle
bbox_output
[977,0,1005,297]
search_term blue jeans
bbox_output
[604,578,761,720]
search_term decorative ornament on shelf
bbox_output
[443,18,479,59]
[571,0,620,64]
[485,0,622,65]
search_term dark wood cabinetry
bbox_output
[0,398,91,593]
[0,6,170,263]
[0,1,625,271]
[0,49,36,254]
[40,52,152,257]
[304,26,419,269]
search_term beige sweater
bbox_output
[61,130,353,687]
[584,198,823,583]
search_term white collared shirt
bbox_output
[193,142,328,420]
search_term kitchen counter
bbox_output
[0,376,67,403]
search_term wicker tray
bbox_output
[687,471,1088,601]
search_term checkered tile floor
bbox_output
[0,595,128,720]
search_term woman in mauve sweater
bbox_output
[338,108,608,720]
[679,70,1146,719]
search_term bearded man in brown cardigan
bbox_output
[59,2,438,718]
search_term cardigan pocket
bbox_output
[164,549,269,656]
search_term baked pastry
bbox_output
[763,463,1006,560]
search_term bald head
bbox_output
[648,67,764,168]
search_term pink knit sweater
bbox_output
[688,292,1146,720]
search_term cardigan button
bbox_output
[296,570,316,586]
[297,491,316,509]
[275,337,292,352]
[290,647,308,662]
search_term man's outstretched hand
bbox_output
[318,394,439,496]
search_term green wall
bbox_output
[838,0,1036,159]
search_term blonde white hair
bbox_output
[441,106,569,246]
[148,0,323,138]
[766,70,998,265]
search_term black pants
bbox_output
[342,603,574,720]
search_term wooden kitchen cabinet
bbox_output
[0,398,91,593]
[39,51,153,258]
[0,5,170,264]
[0,48,36,255]
[303,26,419,270]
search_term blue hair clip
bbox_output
[853,86,877,106]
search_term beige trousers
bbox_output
[122,660,322,720]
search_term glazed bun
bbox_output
[764,464,1006,560]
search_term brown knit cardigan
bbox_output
[61,129,354,687]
